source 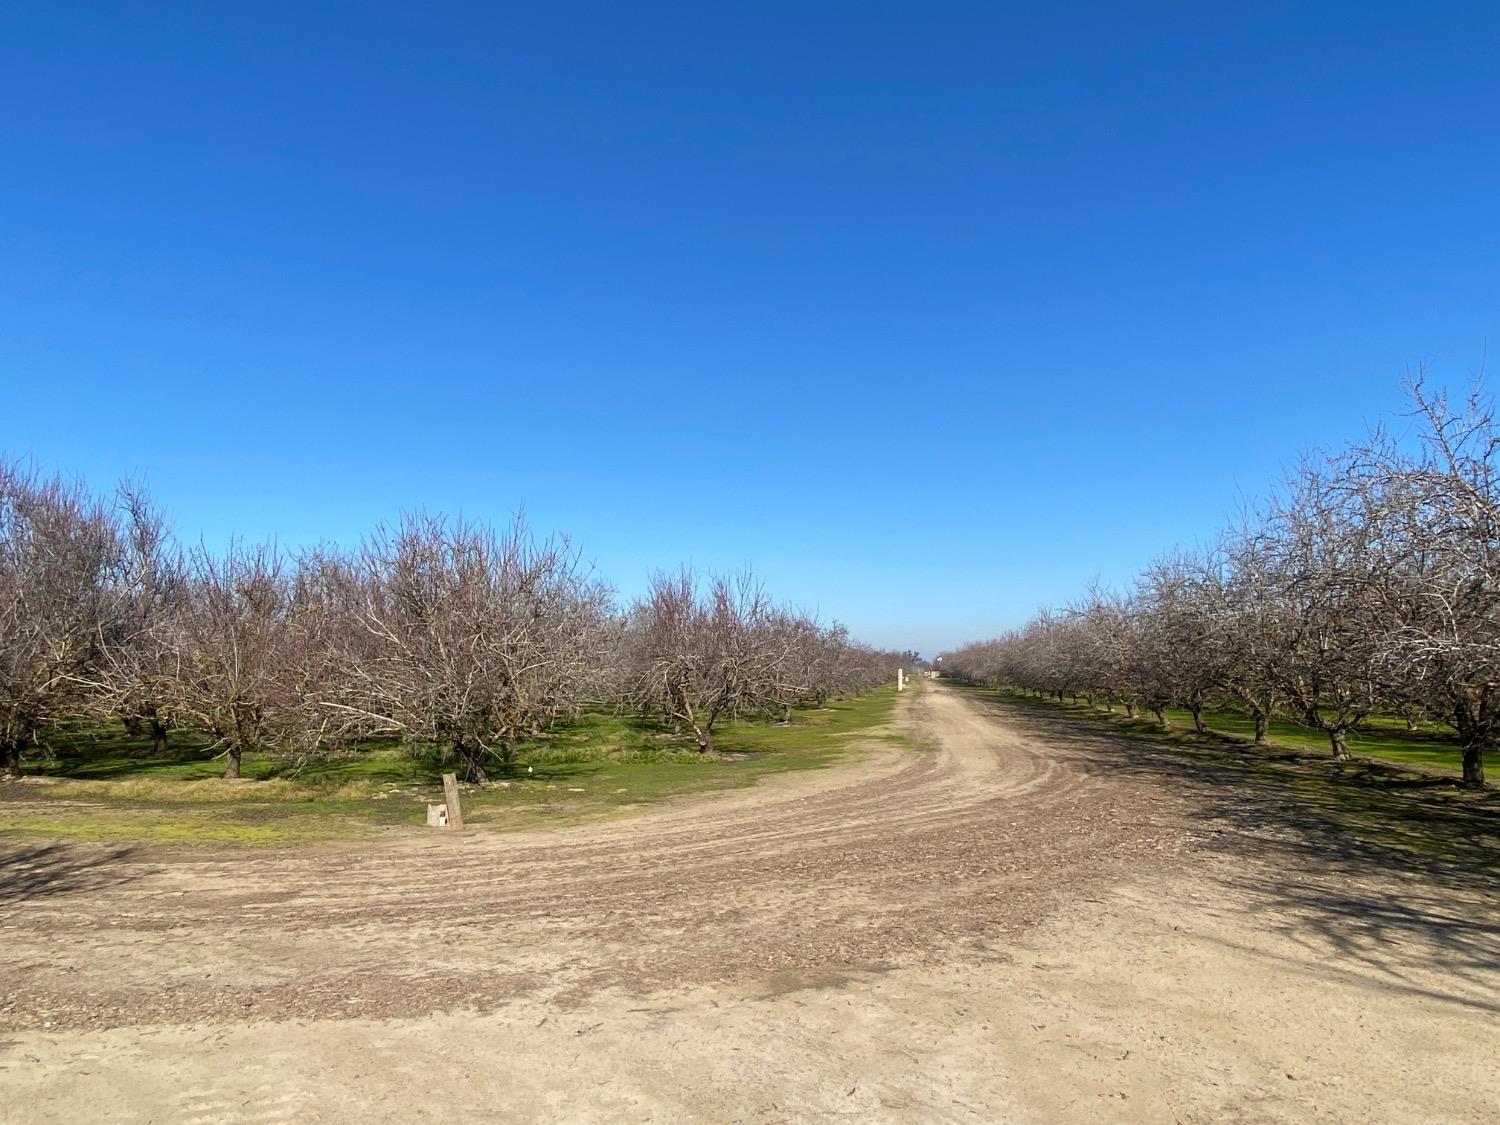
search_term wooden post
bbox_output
[441,773,464,830]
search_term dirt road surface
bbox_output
[3,684,1497,1122]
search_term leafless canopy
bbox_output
[0,461,122,777]
[0,463,914,782]
[940,377,1500,788]
[338,513,614,781]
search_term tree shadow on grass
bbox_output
[964,691,1500,1014]
[0,842,143,906]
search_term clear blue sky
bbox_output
[2,2,1496,657]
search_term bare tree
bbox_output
[88,484,187,754]
[1134,550,1227,733]
[0,448,919,787]
[0,461,121,777]
[342,513,611,782]
[624,568,787,753]
[760,608,819,721]
[1359,379,1500,787]
[1262,454,1384,760]
[800,622,898,703]
[166,542,296,779]
[943,376,1500,789]
[1216,523,1287,745]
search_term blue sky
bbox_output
[2,2,1496,657]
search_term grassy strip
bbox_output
[0,687,905,844]
[959,684,1500,876]
[1155,706,1461,770]
[981,692,1467,773]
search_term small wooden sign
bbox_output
[441,773,465,830]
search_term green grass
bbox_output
[1154,707,1462,770]
[0,687,905,845]
[968,688,1469,773]
[956,684,1500,878]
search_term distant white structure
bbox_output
[897,668,905,691]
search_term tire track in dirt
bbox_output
[1,685,1191,1031]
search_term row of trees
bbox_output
[941,379,1500,788]
[0,464,908,781]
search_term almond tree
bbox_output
[760,609,822,721]
[167,543,298,779]
[1134,551,1226,733]
[1362,380,1500,787]
[1262,455,1383,761]
[343,513,611,782]
[1216,524,1287,745]
[624,568,784,752]
[1073,586,1141,715]
[0,461,121,777]
[88,485,187,754]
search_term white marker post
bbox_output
[898,668,905,691]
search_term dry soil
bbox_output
[2,684,1496,1122]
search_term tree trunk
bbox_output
[1252,711,1269,746]
[1152,707,1168,729]
[1329,727,1349,762]
[1189,703,1207,735]
[1124,703,1136,719]
[782,703,792,723]
[457,742,489,784]
[150,719,169,755]
[227,709,259,780]
[1,742,20,778]
[1461,742,1485,788]
[685,693,715,752]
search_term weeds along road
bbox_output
[3,683,1497,1123]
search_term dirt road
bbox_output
[3,684,1497,1122]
